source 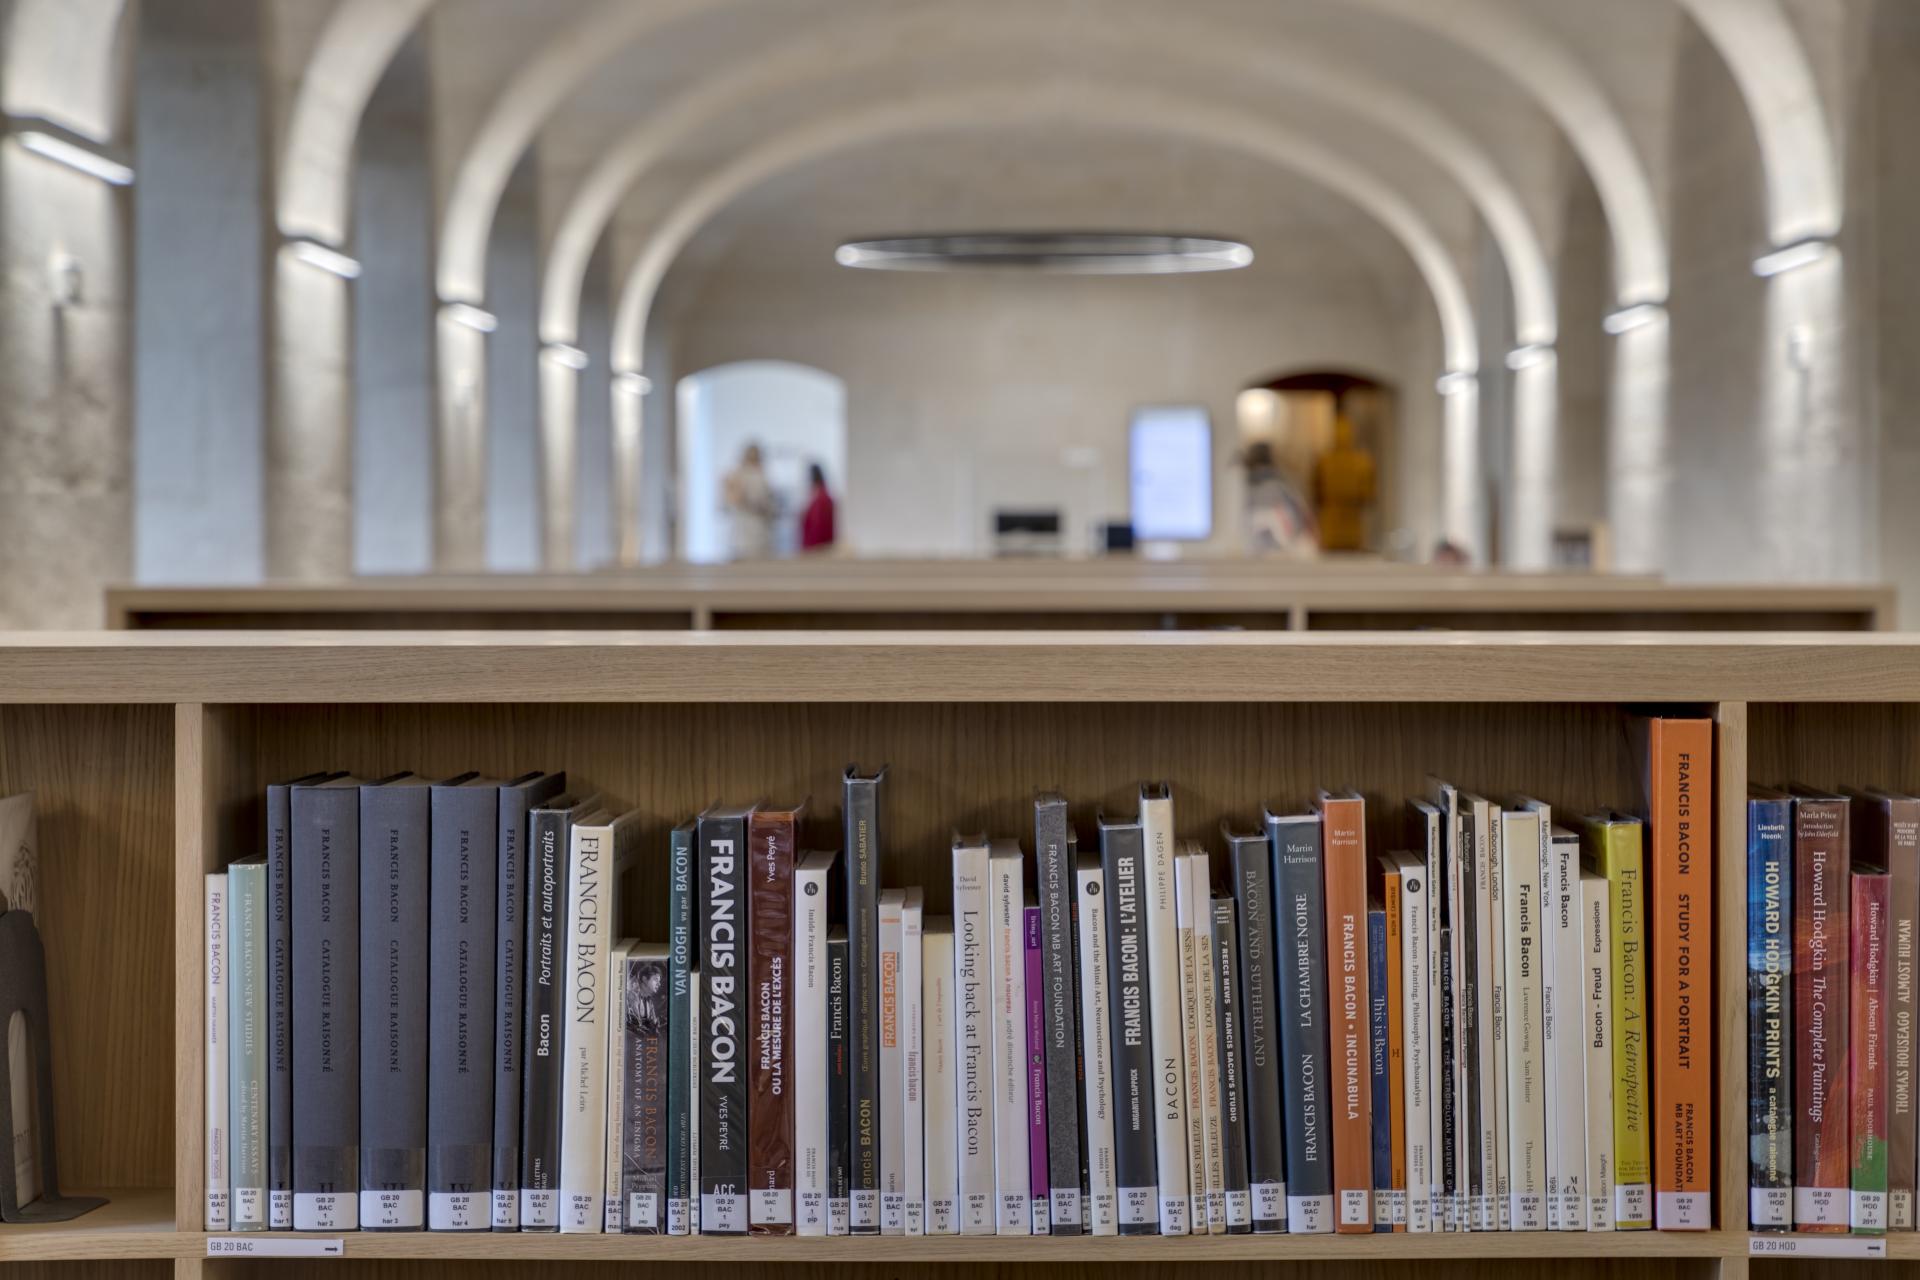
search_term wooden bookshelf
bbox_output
[10,631,1920,1279]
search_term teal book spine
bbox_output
[229,859,270,1230]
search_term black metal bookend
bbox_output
[0,910,105,1223]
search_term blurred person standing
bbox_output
[723,442,778,560]
[1314,413,1376,552]
[1240,440,1317,557]
[800,462,836,552]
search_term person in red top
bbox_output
[799,462,836,552]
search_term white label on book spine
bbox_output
[929,1196,955,1235]
[668,1196,691,1235]
[798,1189,826,1232]
[1510,1192,1545,1231]
[752,1188,793,1225]
[1374,1194,1393,1228]
[630,1191,659,1229]
[234,1187,263,1225]
[1157,1193,1189,1235]
[293,1191,351,1230]
[1030,1198,1048,1233]
[208,1236,344,1257]
[521,1188,557,1228]
[1894,1190,1913,1229]
[1117,1186,1154,1227]
[1750,1186,1791,1228]
[1288,1193,1331,1234]
[1750,1234,1887,1259]
[1340,1188,1370,1227]
[205,1190,228,1230]
[1851,1190,1887,1233]
[852,1187,878,1229]
[430,1191,481,1231]
[1225,1189,1251,1229]
[828,1196,849,1235]
[359,1188,422,1229]
[1795,1185,1846,1226]
[882,1190,905,1231]
[702,1189,746,1233]
[1615,1183,1651,1225]
[561,1191,601,1232]
[1000,1192,1031,1233]
[491,1189,517,1229]
[1253,1181,1283,1226]
[1050,1187,1082,1227]
[270,1190,292,1229]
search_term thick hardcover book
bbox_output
[952,833,996,1233]
[1366,900,1391,1232]
[1855,866,1891,1233]
[664,820,697,1235]
[1033,792,1083,1233]
[268,773,331,1228]
[988,839,1031,1234]
[826,929,852,1235]
[698,803,758,1234]
[1172,848,1210,1234]
[1269,807,1333,1233]
[604,940,636,1232]
[1098,814,1158,1235]
[427,774,500,1231]
[923,917,959,1235]
[1792,789,1851,1231]
[1138,783,1192,1235]
[1747,789,1793,1230]
[843,766,886,1234]
[1856,789,1920,1229]
[1225,821,1286,1232]
[1075,856,1120,1236]
[206,873,230,1231]
[1187,848,1226,1233]
[794,850,835,1236]
[748,803,804,1234]
[1525,805,1587,1232]
[1582,811,1649,1229]
[229,858,269,1232]
[520,794,588,1229]
[878,889,906,1233]
[621,947,670,1233]
[492,770,563,1229]
[1581,870,1615,1230]
[1394,852,1434,1233]
[1441,789,1483,1232]
[358,776,429,1231]
[1498,807,1545,1230]
[902,889,926,1235]
[1025,905,1049,1234]
[1631,716,1713,1231]
[1211,896,1252,1232]
[1316,791,1372,1233]
[293,775,362,1230]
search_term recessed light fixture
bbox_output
[283,238,361,280]
[542,342,589,370]
[1505,343,1555,371]
[1434,371,1477,396]
[1753,236,1835,278]
[613,371,653,395]
[10,123,133,186]
[441,302,499,333]
[1602,302,1667,335]
[834,232,1253,274]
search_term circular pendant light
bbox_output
[833,232,1253,274]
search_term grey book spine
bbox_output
[1034,792,1084,1233]
[1227,825,1286,1232]
[428,779,498,1230]
[293,782,360,1230]
[826,928,852,1233]
[229,859,269,1230]
[624,950,670,1233]
[358,779,428,1230]
[1269,811,1333,1229]
[699,806,751,1233]
[266,780,299,1227]
[1212,896,1252,1233]
[1099,817,1157,1235]
[843,767,884,1233]
[493,771,563,1228]
[665,821,696,1233]
[519,802,576,1228]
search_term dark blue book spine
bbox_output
[666,822,696,1233]
[1748,795,1793,1229]
[1226,827,1286,1232]
[493,772,563,1229]
[1367,906,1391,1232]
[428,780,498,1231]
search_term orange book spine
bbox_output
[1641,717,1713,1230]
[1319,792,1373,1232]
[1383,863,1408,1231]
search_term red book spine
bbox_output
[1318,792,1373,1233]
[748,804,804,1234]
[1853,869,1891,1233]
[1794,798,1850,1231]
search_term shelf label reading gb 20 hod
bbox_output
[1748,1235,1886,1260]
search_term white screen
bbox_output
[1128,405,1212,541]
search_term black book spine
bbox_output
[843,769,883,1233]
[1457,810,1481,1223]
[493,773,561,1229]
[625,952,670,1233]
[1270,813,1332,1232]
[1100,820,1157,1235]
[699,809,750,1234]
[665,822,696,1234]
[1228,829,1286,1232]
[1213,897,1253,1233]
[358,781,428,1230]
[826,929,852,1234]
[518,805,573,1229]
[1034,793,1083,1234]
[1438,927,1457,1226]
[293,784,359,1230]
[267,782,296,1228]
[428,782,498,1231]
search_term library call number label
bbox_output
[207,1236,345,1257]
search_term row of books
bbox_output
[1747,786,1920,1234]
[201,714,1713,1237]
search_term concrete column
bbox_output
[573,241,615,568]
[479,155,539,571]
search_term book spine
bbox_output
[267,784,295,1228]
[1487,810,1509,1232]
[1139,791,1191,1235]
[1228,833,1286,1231]
[1399,864,1433,1232]
[1193,866,1225,1234]
[558,823,612,1233]
[1382,866,1407,1231]
[520,808,572,1230]
[1075,860,1119,1236]
[902,896,925,1236]
[1272,815,1332,1233]
[826,932,851,1235]
[952,843,995,1233]
[206,873,230,1231]
[1854,870,1891,1233]
[293,786,359,1230]
[1795,799,1849,1230]
[665,824,695,1235]
[690,971,702,1227]
[1889,799,1920,1231]
[1035,798,1083,1234]
[1321,798,1372,1233]
[358,786,427,1231]
[1456,808,1483,1231]
[1212,898,1252,1232]
[604,943,629,1233]
[1102,826,1158,1234]
[1603,821,1651,1228]
[229,863,268,1231]
[989,851,1030,1234]
[1502,816,1546,1230]
[625,954,670,1233]
[1173,852,1208,1233]
[845,773,882,1234]
[1582,872,1615,1230]
[1748,797,1792,1230]
[1437,927,1456,1230]
[924,925,959,1235]
[1545,826,1586,1231]
[747,813,796,1234]
[794,859,831,1236]
[878,892,905,1234]
[493,779,556,1229]
[1367,905,1391,1232]
[699,812,750,1234]
[1025,906,1049,1234]
[428,786,496,1231]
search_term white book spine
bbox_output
[1486,807,1509,1230]
[1501,812,1545,1230]
[1076,860,1120,1235]
[205,874,230,1231]
[1191,854,1226,1233]
[901,890,925,1236]
[923,926,959,1235]
[987,847,1030,1234]
[1399,857,1433,1232]
[1172,851,1208,1233]
[1543,824,1587,1231]
[603,942,631,1233]
[878,890,906,1234]
[952,840,995,1234]
[794,859,832,1237]
[1580,873,1615,1230]
[1139,790,1191,1235]
[558,823,612,1233]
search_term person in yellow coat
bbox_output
[1314,414,1376,552]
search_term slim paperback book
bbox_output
[1075,855,1120,1235]
[1747,789,1793,1230]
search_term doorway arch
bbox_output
[1238,369,1399,557]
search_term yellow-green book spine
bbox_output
[1586,816,1650,1229]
